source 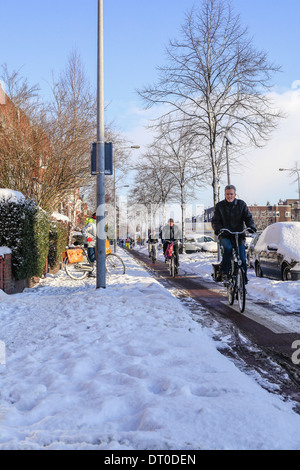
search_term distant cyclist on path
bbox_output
[161,218,182,272]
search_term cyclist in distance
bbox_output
[211,185,256,283]
[161,218,182,272]
[147,230,159,259]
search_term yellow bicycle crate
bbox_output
[67,248,84,264]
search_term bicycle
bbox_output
[148,241,158,264]
[64,245,125,280]
[164,240,179,278]
[216,228,251,313]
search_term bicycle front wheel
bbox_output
[105,253,125,275]
[227,281,235,305]
[169,257,175,278]
[151,245,156,264]
[65,258,88,280]
[237,267,246,313]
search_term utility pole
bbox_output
[224,135,232,186]
[96,0,106,288]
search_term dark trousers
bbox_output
[220,238,247,274]
[163,241,179,267]
[88,247,96,263]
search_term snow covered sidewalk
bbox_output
[0,249,300,450]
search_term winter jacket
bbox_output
[147,233,159,244]
[82,220,96,248]
[211,198,256,240]
[161,224,182,241]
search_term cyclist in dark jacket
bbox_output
[211,185,256,281]
[162,219,182,270]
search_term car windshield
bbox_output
[197,237,213,242]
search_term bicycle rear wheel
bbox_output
[65,258,89,280]
[237,267,246,313]
[105,253,125,275]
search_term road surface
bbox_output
[128,248,300,412]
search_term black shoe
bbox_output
[222,273,230,283]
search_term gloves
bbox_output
[248,227,257,234]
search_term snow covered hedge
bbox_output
[0,190,50,280]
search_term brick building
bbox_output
[204,198,300,232]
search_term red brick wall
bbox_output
[0,251,49,294]
[0,253,12,294]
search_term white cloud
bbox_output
[231,90,300,206]
[112,89,300,207]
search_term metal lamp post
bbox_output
[96,0,106,289]
[113,184,129,253]
[279,165,300,221]
[279,165,300,205]
[113,146,140,253]
[224,135,232,185]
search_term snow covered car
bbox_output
[254,222,300,281]
[195,236,218,253]
[247,231,262,268]
[184,236,218,253]
[184,238,202,253]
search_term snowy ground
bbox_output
[0,248,300,450]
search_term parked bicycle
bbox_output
[164,240,179,278]
[64,245,125,280]
[213,228,251,313]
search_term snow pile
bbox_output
[0,247,12,258]
[0,250,300,450]
[51,212,70,223]
[255,222,300,262]
[0,189,25,203]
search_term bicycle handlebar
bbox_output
[218,228,253,237]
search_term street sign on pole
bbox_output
[91,142,113,176]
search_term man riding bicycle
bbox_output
[147,230,159,260]
[211,185,256,283]
[161,218,182,273]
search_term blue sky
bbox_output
[1,0,300,207]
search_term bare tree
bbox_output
[43,50,96,209]
[150,115,208,240]
[131,114,208,241]
[0,55,96,211]
[138,0,282,207]
[0,66,51,203]
[1,63,41,119]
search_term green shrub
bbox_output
[0,193,50,280]
[48,219,68,269]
